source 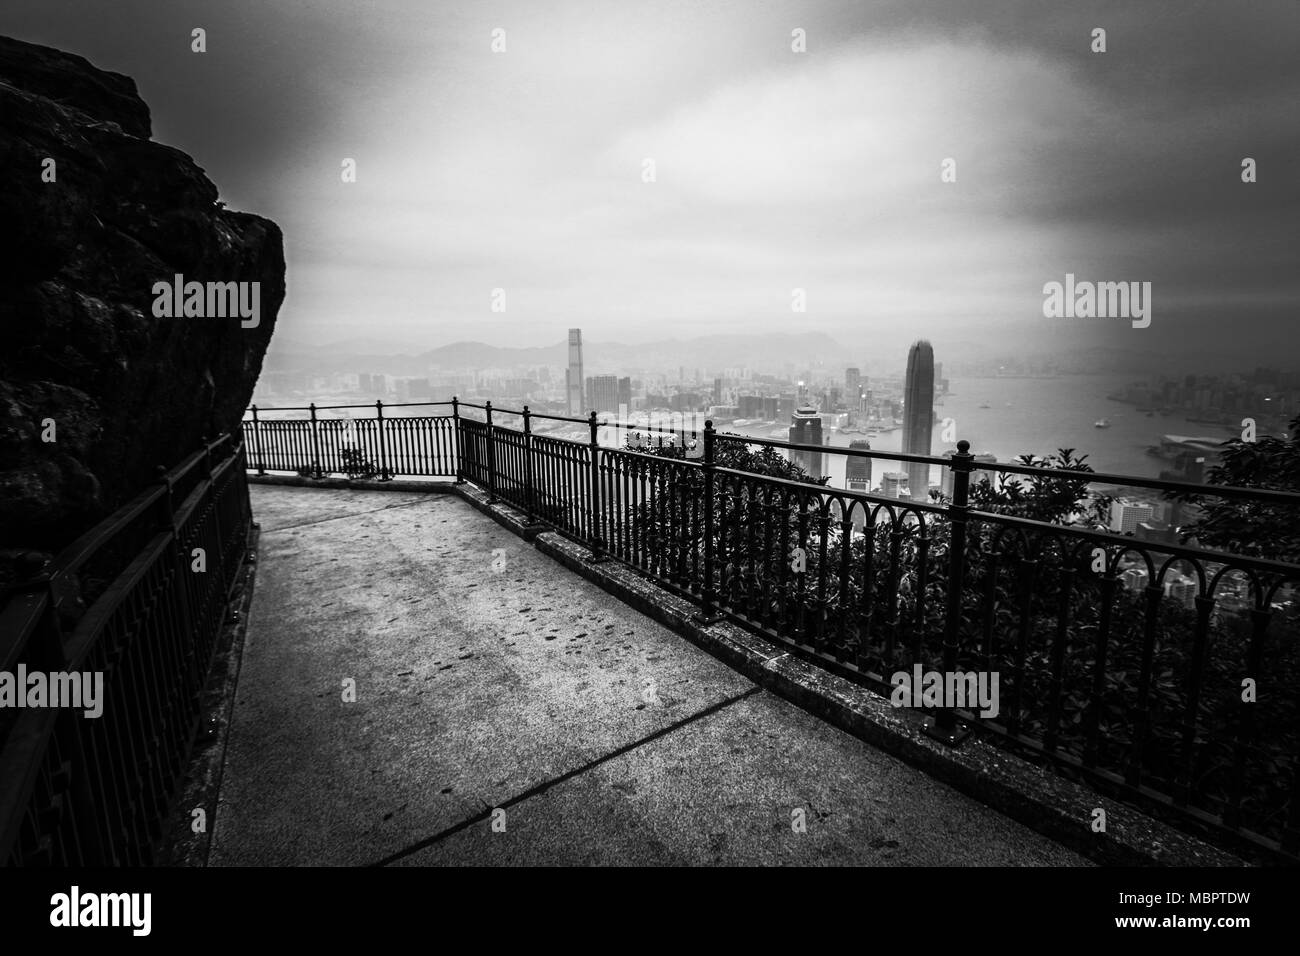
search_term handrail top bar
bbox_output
[246,401,453,412]
[47,436,237,578]
[722,431,952,468]
[245,396,1297,504]
[606,444,704,465]
[968,508,1300,577]
[620,425,702,438]
[976,459,1300,505]
[465,405,598,426]
[710,464,950,513]
[525,411,590,424]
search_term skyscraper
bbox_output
[1109,498,1158,534]
[789,404,825,479]
[846,439,872,532]
[880,472,908,499]
[902,340,935,501]
[586,375,620,413]
[846,438,872,485]
[845,368,862,407]
[566,328,584,415]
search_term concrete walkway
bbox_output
[209,485,1089,866]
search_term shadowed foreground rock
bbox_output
[0,34,284,558]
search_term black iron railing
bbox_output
[242,399,1300,861]
[0,432,253,866]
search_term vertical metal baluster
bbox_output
[308,402,323,478]
[926,440,972,743]
[1126,581,1163,786]
[1225,604,1270,830]
[1083,572,1120,768]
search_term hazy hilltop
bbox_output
[264,331,853,375]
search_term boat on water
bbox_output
[978,403,991,409]
[1094,419,1110,428]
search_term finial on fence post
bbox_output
[694,419,722,624]
[308,402,324,479]
[485,401,497,503]
[250,405,267,475]
[199,434,214,479]
[925,438,976,745]
[586,410,606,563]
[522,404,536,525]
[451,395,464,484]
[375,399,392,481]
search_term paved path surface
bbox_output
[209,486,1090,866]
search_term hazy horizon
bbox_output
[3,0,1296,368]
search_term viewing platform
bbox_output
[5,403,1291,867]
[210,485,1090,865]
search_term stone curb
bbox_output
[157,525,262,865]
[248,473,457,494]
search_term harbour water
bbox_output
[725,372,1240,492]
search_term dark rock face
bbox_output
[0,35,284,555]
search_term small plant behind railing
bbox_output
[293,446,390,481]
[340,445,388,480]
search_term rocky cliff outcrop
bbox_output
[0,35,284,560]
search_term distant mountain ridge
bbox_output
[264,331,852,375]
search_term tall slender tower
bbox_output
[566,328,584,415]
[845,368,862,408]
[902,340,935,501]
[789,404,824,478]
[846,438,872,532]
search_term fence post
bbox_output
[308,402,323,479]
[250,405,266,475]
[155,457,202,667]
[695,419,722,624]
[522,405,536,524]
[11,553,66,672]
[586,410,606,562]
[451,396,465,484]
[200,435,229,592]
[375,400,391,480]
[485,400,497,503]
[926,439,974,744]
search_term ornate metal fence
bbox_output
[239,398,1300,861]
[0,433,253,865]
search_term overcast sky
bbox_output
[3,0,1297,364]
